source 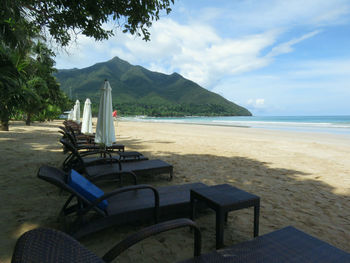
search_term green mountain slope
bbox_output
[56,57,252,116]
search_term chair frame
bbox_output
[60,138,173,182]
[12,219,201,263]
[38,166,203,239]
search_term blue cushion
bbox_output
[68,170,108,210]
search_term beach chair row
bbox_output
[11,121,350,262]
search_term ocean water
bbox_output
[121,115,350,135]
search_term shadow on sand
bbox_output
[1,122,349,262]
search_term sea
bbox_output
[121,115,350,135]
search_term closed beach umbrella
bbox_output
[81,98,93,134]
[73,100,80,124]
[67,109,74,120]
[95,80,116,146]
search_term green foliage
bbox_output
[11,40,72,125]
[56,57,252,117]
[0,0,40,51]
[114,103,250,117]
[0,45,25,130]
[14,0,174,46]
[0,0,173,130]
[0,23,71,129]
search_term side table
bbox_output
[190,184,260,249]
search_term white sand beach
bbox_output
[1,120,349,262]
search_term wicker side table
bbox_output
[190,184,260,249]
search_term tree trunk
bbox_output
[0,117,9,131]
[26,113,31,126]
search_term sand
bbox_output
[1,119,349,262]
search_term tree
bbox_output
[0,34,70,129]
[0,1,39,130]
[16,0,174,46]
[0,46,24,131]
[21,42,58,125]
[0,0,174,130]
[22,77,48,125]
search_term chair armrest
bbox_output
[81,185,158,220]
[76,134,93,139]
[102,218,202,262]
[117,151,142,159]
[79,150,113,159]
[79,150,121,169]
[75,144,97,150]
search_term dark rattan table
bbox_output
[190,184,260,249]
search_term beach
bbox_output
[1,120,350,262]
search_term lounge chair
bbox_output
[60,138,173,182]
[65,125,94,142]
[59,126,96,152]
[60,137,148,165]
[180,226,350,262]
[37,166,206,238]
[63,120,94,141]
[12,219,201,263]
[68,125,125,152]
[60,126,125,152]
[12,223,350,263]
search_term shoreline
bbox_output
[116,118,350,146]
[118,116,350,136]
[120,118,251,129]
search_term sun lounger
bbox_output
[60,127,125,152]
[37,166,205,238]
[180,226,350,262]
[12,221,350,262]
[60,137,148,166]
[60,138,173,182]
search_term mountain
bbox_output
[55,57,252,116]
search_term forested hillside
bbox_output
[56,57,252,116]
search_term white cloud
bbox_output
[55,17,329,91]
[56,19,280,87]
[96,20,323,90]
[245,98,267,114]
[249,98,265,107]
[54,0,350,116]
[55,0,350,69]
[211,58,350,115]
[246,98,266,111]
[267,30,321,57]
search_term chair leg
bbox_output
[190,198,197,220]
[216,210,225,249]
[168,169,173,181]
[254,204,260,237]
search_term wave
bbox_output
[213,120,350,129]
[120,116,350,134]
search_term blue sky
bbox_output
[55,0,350,116]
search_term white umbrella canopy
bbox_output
[72,100,81,124]
[95,80,116,146]
[81,98,93,134]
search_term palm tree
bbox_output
[0,46,24,130]
[0,2,38,130]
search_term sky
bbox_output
[55,0,350,116]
